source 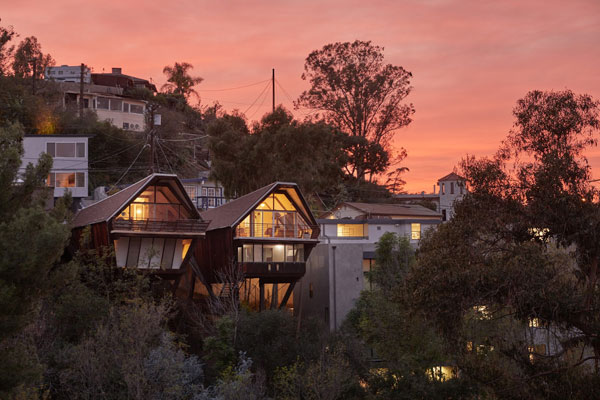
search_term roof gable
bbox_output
[438,172,465,182]
[200,182,317,231]
[72,174,200,228]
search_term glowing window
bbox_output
[411,223,421,240]
[337,224,365,237]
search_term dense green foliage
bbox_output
[296,40,414,184]
[410,90,600,398]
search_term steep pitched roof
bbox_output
[438,172,465,182]
[72,174,199,228]
[199,183,278,231]
[342,202,441,218]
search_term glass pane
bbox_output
[236,215,251,237]
[411,223,421,240]
[123,103,130,113]
[76,142,85,157]
[162,239,176,269]
[56,143,75,157]
[126,237,141,267]
[285,245,295,262]
[243,244,253,262]
[46,142,55,157]
[156,186,180,204]
[273,193,296,210]
[237,246,242,262]
[97,97,109,109]
[253,244,262,262]
[256,194,273,210]
[110,99,123,111]
[131,203,151,220]
[273,244,285,262]
[134,188,154,203]
[155,204,180,221]
[337,224,363,237]
[55,173,75,187]
[294,244,304,262]
[76,172,85,187]
[263,245,274,262]
[130,104,144,114]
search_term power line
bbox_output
[156,139,175,174]
[198,79,270,92]
[112,142,149,188]
[243,81,272,116]
[247,81,272,120]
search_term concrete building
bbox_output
[59,82,147,132]
[20,134,90,205]
[45,65,91,83]
[298,203,442,330]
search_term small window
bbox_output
[123,103,130,113]
[110,99,122,111]
[76,143,85,157]
[130,104,144,114]
[123,122,130,129]
[58,70,63,75]
[97,97,109,109]
[208,187,215,197]
[450,182,454,194]
[201,188,207,196]
[46,142,55,157]
[411,223,421,240]
[337,224,364,237]
[56,143,75,157]
[76,172,85,187]
[441,183,445,195]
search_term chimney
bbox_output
[112,67,122,74]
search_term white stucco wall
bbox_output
[21,135,89,198]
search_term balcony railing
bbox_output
[112,218,209,234]
[236,222,316,239]
[242,262,306,278]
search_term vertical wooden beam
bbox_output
[270,282,279,310]
[259,279,265,311]
[279,281,296,310]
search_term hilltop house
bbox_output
[71,174,209,292]
[194,182,319,311]
[395,172,467,220]
[302,202,442,330]
[20,134,90,207]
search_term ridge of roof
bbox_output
[71,175,153,228]
[341,202,441,217]
[199,182,279,230]
[438,172,465,182]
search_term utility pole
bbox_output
[79,63,85,119]
[149,107,155,174]
[31,59,37,95]
[272,68,275,112]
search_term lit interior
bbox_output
[117,184,191,221]
[235,192,312,238]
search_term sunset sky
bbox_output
[3,0,600,192]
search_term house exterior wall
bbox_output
[21,135,89,198]
[438,178,466,220]
[302,218,440,331]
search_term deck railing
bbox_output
[236,222,317,239]
[112,218,209,234]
